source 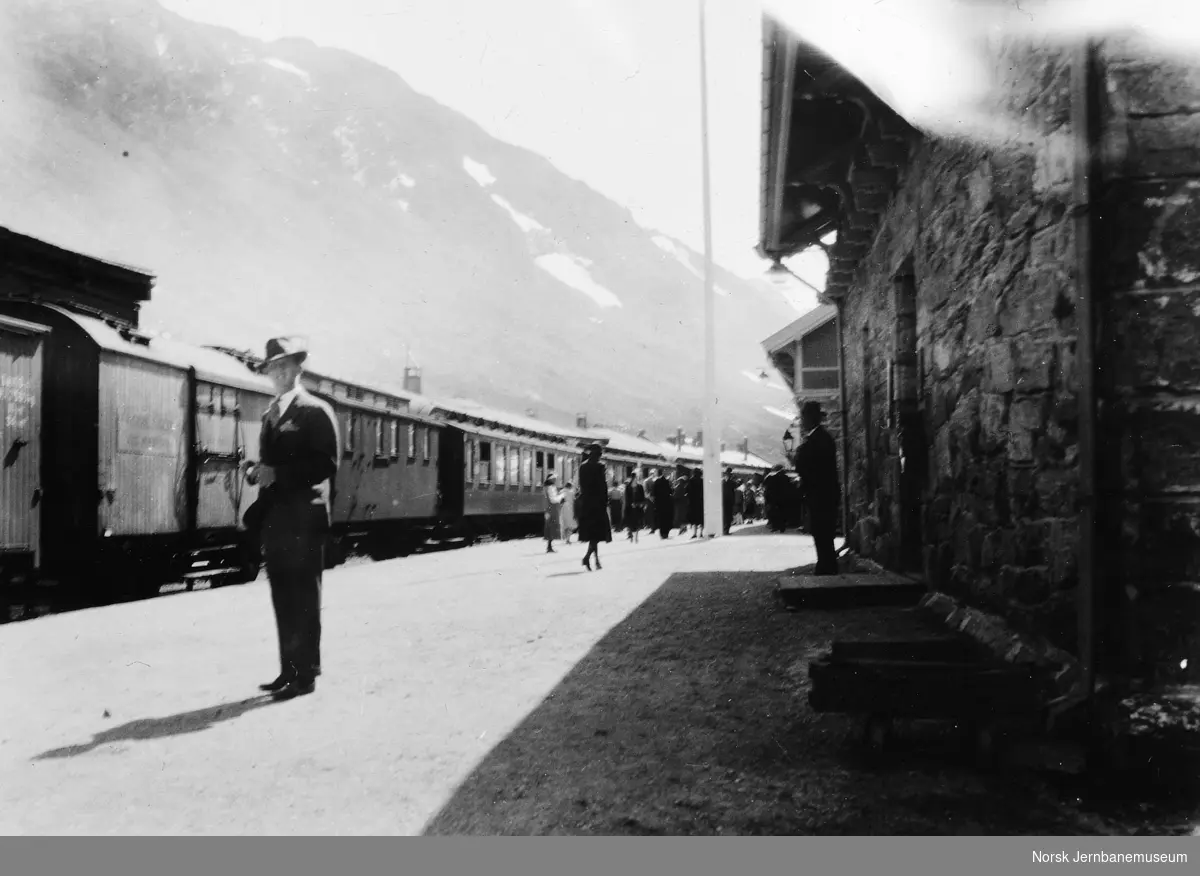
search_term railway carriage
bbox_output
[300,371,445,562]
[431,400,589,540]
[0,301,271,600]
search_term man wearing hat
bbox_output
[244,336,340,701]
[794,400,840,575]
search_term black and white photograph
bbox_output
[1,0,1198,846]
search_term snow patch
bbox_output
[742,370,789,392]
[392,173,416,189]
[762,405,798,421]
[462,157,496,187]
[491,194,546,233]
[652,235,729,294]
[396,199,410,212]
[155,34,169,57]
[264,58,311,84]
[332,124,360,170]
[535,254,622,308]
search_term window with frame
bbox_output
[375,418,386,457]
[522,449,533,486]
[340,412,356,455]
[407,423,417,460]
[389,421,400,459]
[508,444,523,484]
[478,441,491,482]
[495,445,507,485]
[423,426,432,461]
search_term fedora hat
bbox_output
[262,336,308,368]
[800,400,826,422]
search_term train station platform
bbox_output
[0,527,1194,835]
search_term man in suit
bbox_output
[794,400,840,575]
[651,467,673,539]
[721,467,737,535]
[245,337,340,701]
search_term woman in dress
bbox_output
[577,443,613,570]
[544,474,565,553]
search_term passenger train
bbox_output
[1,296,773,608]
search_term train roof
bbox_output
[431,397,590,445]
[657,440,775,472]
[586,426,677,462]
[42,306,274,394]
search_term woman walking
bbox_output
[577,443,613,570]
[543,474,565,553]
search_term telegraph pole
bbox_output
[698,0,722,538]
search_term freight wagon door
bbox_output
[97,354,188,536]
[0,317,48,569]
[195,383,270,530]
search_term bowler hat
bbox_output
[262,336,309,368]
[584,442,603,456]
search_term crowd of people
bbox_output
[545,461,770,550]
[541,401,840,575]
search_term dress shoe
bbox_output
[259,674,292,692]
[271,679,316,701]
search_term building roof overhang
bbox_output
[759,15,922,301]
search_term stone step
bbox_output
[776,572,926,609]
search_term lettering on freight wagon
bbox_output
[118,413,180,458]
[1,374,34,430]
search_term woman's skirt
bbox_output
[544,508,563,541]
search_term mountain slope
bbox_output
[0,0,800,456]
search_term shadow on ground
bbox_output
[34,696,274,760]
[420,569,1199,836]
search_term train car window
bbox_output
[423,426,432,461]
[375,418,386,458]
[389,421,400,459]
[522,449,533,487]
[495,446,506,485]
[547,452,556,476]
[339,412,354,456]
[508,447,520,486]
[535,450,545,485]
[407,424,417,460]
[466,439,475,483]
[478,441,491,483]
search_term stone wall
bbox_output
[1098,36,1200,682]
[841,39,1084,652]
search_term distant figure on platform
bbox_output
[560,481,577,544]
[763,465,789,532]
[543,474,565,553]
[674,471,690,535]
[578,444,613,570]
[722,467,737,534]
[243,336,339,702]
[733,478,746,526]
[795,400,840,575]
[652,468,674,539]
[623,473,645,542]
[643,470,657,534]
[608,477,624,531]
[687,467,704,538]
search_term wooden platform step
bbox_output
[808,656,1042,721]
[776,573,927,609]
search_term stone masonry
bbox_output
[839,33,1199,682]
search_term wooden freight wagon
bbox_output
[0,302,271,601]
[0,314,49,589]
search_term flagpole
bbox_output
[699,0,722,538]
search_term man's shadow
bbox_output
[34,695,274,761]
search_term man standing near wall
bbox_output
[794,401,839,575]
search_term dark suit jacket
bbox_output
[794,425,839,512]
[245,388,340,536]
[652,474,673,505]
